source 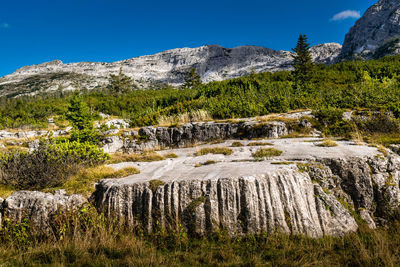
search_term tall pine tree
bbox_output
[292,34,314,86]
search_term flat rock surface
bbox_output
[108,138,380,184]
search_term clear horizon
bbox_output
[0,0,377,76]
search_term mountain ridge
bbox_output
[0,43,341,97]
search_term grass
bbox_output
[0,184,15,199]
[196,147,233,156]
[247,141,273,146]
[3,211,400,266]
[317,139,338,147]
[271,161,295,165]
[231,141,244,147]
[195,160,217,167]
[149,179,165,193]
[164,153,178,158]
[377,145,388,157]
[252,148,283,159]
[48,165,140,197]
[366,133,400,147]
[109,151,166,163]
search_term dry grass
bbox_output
[3,213,400,266]
[231,141,244,147]
[109,151,166,163]
[317,139,338,147]
[256,115,299,124]
[247,142,273,146]
[0,184,15,199]
[195,160,217,167]
[48,165,140,197]
[164,153,178,158]
[271,161,295,165]
[252,148,283,159]
[377,145,388,157]
[196,147,233,156]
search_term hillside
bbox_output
[0,43,341,98]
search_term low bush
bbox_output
[109,151,166,163]
[0,140,109,190]
[317,139,338,147]
[247,142,273,146]
[231,141,244,147]
[196,147,233,156]
[56,165,140,197]
[252,148,283,159]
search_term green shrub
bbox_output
[196,147,233,156]
[252,148,283,159]
[0,141,109,190]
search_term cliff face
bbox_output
[93,170,357,237]
[0,43,341,97]
[340,0,400,59]
[92,138,400,237]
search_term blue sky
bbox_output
[0,0,377,76]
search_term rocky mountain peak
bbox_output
[340,0,400,59]
[0,43,341,97]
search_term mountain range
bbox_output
[0,0,398,98]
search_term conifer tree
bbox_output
[292,34,314,85]
[108,68,133,94]
[183,68,201,88]
[66,92,98,143]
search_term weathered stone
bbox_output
[93,171,357,237]
[340,0,400,59]
[0,44,341,97]
[1,190,87,231]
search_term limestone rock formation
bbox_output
[93,171,357,237]
[93,138,400,237]
[340,0,400,59]
[101,120,290,153]
[1,190,87,231]
[0,43,341,97]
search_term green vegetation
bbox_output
[183,68,202,89]
[196,147,233,156]
[231,141,244,147]
[109,151,166,163]
[50,166,139,197]
[292,34,314,85]
[252,148,283,159]
[149,179,165,193]
[0,140,109,190]
[247,141,273,146]
[2,206,400,266]
[164,153,178,158]
[195,160,217,167]
[317,139,338,147]
[66,92,98,143]
[1,55,400,130]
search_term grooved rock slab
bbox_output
[93,138,397,237]
[1,190,87,230]
[93,171,357,237]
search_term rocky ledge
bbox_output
[93,138,400,237]
[2,137,400,237]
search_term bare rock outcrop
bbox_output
[93,139,400,237]
[340,0,400,59]
[0,190,87,231]
[93,170,357,237]
[102,121,290,153]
